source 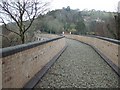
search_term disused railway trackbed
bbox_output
[33,39,120,88]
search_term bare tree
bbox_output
[0,0,49,44]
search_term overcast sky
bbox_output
[48,0,120,12]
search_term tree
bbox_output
[0,0,49,44]
[118,13,120,40]
[75,21,86,34]
[114,13,120,40]
[66,6,70,11]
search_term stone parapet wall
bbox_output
[0,58,2,90]
[1,36,66,88]
[65,35,119,68]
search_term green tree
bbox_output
[75,21,86,34]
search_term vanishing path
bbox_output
[34,39,120,88]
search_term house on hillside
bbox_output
[33,30,50,41]
[95,18,105,22]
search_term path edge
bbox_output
[66,37,120,77]
[23,45,68,89]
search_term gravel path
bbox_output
[34,39,120,88]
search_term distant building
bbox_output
[33,30,50,41]
[118,1,120,13]
[95,18,105,22]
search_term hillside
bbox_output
[31,7,118,38]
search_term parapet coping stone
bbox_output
[0,36,64,58]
